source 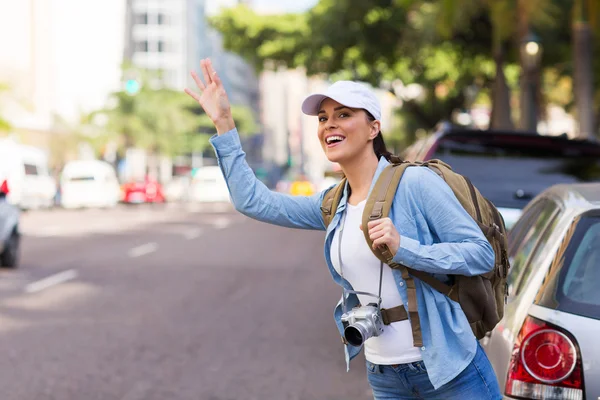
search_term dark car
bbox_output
[402,124,600,228]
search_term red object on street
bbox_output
[0,179,9,195]
[120,177,165,204]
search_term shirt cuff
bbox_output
[209,128,241,157]
[392,236,420,267]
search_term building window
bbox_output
[158,41,166,53]
[157,13,167,25]
[135,40,148,52]
[134,13,148,25]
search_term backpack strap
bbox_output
[361,163,426,347]
[320,178,347,228]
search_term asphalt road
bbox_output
[0,203,372,400]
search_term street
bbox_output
[0,204,371,400]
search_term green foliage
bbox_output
[85,67,259,158]
[0,83,12,133]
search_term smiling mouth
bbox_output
[325,135,346,147]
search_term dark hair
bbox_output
[365,111,403,164]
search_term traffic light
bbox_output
[125,79,140,95]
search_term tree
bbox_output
[572,0,598,138]
[0,83,12,133]
[87,67,259,162]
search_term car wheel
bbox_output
[1,230,20,268]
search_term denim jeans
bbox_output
[365,343,502,399]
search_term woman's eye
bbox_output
[339,113,348,118]
[318,116,327,122]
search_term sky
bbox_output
[252,0,318,13]
[206,0,318,15]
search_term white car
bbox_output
[188,166,231,203]
[0,185,20,268]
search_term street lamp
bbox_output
[520,32,543,131]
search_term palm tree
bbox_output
[572,0,597,139]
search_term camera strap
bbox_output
[338,207,384,314]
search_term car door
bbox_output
[482,197,562,386]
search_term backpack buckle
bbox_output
[369,201,384,219]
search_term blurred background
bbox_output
[0,0,599,399]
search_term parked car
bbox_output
[402,124,600,229]
[188,166,230,203]
[60,160,121,209]
[0,180,20,268]
[481,182,600,400]
[121,177,165,204]
[0,138,56,210]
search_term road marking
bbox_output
[184,228,203,240]
[212,217,232,229]
[24,269,78,294]
[128,242,158,258]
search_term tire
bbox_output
[1,230,20,268]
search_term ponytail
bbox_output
[365,112,403,164]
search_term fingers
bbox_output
[191,70,205,91]
[201,59,213,86]
[184,88,200,102]
[206,59,222,86]
[371,237,389,250]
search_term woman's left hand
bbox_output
[366,218,401,256]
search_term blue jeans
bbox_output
[365,343,502,399]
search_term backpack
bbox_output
[320,159,510,347]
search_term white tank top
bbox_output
[330,200,422,365]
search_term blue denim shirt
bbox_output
[210,129,495,389]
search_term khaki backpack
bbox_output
[321,159,510,347]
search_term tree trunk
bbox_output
[489,50,515,130]
[573,21,595,139]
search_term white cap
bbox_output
[301,81,381,121]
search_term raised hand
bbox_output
[184,58,235,135]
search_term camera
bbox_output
[340,303,384,346]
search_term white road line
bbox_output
[24,269,78,294]
[128,242,158,258]
[184,228,203,240]
[212,217,232,229]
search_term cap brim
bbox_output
[301,94,328,116]
[301,93,367,116]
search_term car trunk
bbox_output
[529,304,600,399]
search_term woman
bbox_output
[185,58,502,400]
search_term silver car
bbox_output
[0,188,20,268]
[482,182,600,400]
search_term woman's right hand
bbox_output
[184,58,235,135]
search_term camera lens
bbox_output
[344,321,372,346]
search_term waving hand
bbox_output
[184,58,235,135]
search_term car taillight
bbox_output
[505,316,584,400]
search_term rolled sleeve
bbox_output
[209,128,241,158]
[393,235,420,267]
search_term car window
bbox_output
[561,217,600,307]
[507,200,547,254]
[24,163,38,176]
[507,200,560,297]
[536,213,600,320]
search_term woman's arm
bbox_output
[185,58,327,231]
[392,167,495,276]
[211,128,326,230]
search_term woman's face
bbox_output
[317,98,380,164]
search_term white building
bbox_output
[0,0,126,131]
[125,0,205,90]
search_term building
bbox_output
[0,0,126,136]
[124,0,205,90]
